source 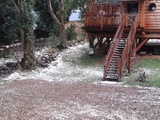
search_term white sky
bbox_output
[69,10,81,21]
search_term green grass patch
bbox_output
[135,59,160,69]
[124,58,160,88]
[77,54,105,67]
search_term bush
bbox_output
[65,24,77,40]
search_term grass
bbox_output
[77,52,160,88]
[123,58,160,88]
[77,54,105,67]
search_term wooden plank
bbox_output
[136,34,160,39]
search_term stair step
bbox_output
[107,70,117,72]
[103,78,118,81]
[118,43,125,45]
[113,53,121,55]
[107,74,118,76]
[114,51,122,53]
[108,69,118,71]
[117,45,125,47]
[116,47,124,49]
[113,55,121,57]
[108,67,118,69]
[117,44,125,46]
[113,57,121,59]
[111,59,120,61]
[110,61,119,64]
[105,76,118,80]
[108,66,118,68]
[110,64,118,68]
[117,46,125,48]
[109,66,118,68]
[111,60,120,62]
[119,40,126,42]
[114,53,123,55]
[114,52,121,54]
[119,40,125,42]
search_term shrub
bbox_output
[65,24,77,40]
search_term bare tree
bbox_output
[47,0,66,46]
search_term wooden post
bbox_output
[88,34,95,48]
[132,38,137,57]
[128,50,131,74]
[98,36,103,49]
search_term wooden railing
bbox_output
[103,14,125,78]
[84,2,121,29]
[85,14,121,28]
[124,13,139,27]
[118,14,138,80]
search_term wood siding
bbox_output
[144,0,160,30]
[85,2,121,28]
[85,0,160,31]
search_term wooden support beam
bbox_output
[132,38,137,57]
[136,34,160,39]
[98,36,103,48]
[128,50,131,74]
[136,38,149,52]
[88,34,95,48]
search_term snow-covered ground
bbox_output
[1,41,103,83]
[0,41,160,119]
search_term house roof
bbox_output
[94,0,121,5]
[94,0,144,5]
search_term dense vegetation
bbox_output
[0,0,86,45]
[0,0,86,70]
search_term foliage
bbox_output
[0,0,20,45]
[0,0,35,45]
[65,0,87,20]
[0,0,87,45]
[34,0,60,36]
[34,0,87,35]
[65,24,77,40]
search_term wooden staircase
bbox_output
[105,38,126,80]
[103,14,138,81]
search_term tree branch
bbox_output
[60,0,64,23]
[12,0,20,14]
[47,0,61,27]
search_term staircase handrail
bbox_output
[103,13,125,78]
[118,14,138,80]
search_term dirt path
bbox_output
[0,80,160,120]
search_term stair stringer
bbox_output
[117,14,139,80]
[103,19,125,81]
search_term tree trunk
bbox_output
[47,0,66,46]
[13,0,36,70]
[21,29,36,70]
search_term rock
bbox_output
[0,48,4,58]
[56,43,66,51]
[6,62,18,70]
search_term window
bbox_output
[148,3,156,11]
[127,3,138,13]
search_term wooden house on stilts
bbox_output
[84,0,160,81]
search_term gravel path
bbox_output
[0,79,160,120]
